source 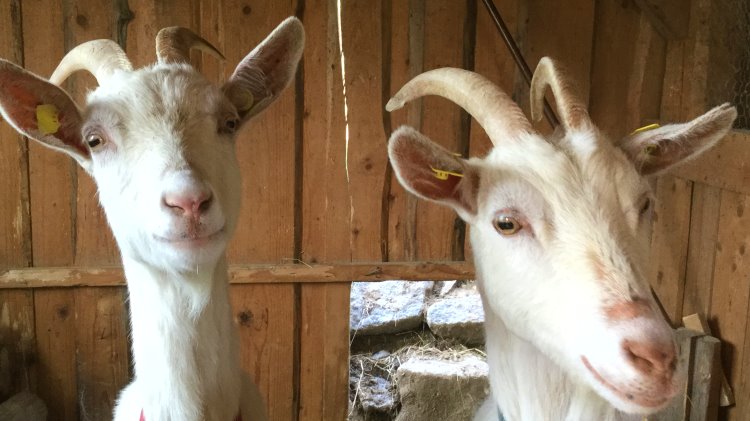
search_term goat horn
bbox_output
[156,27,224,64]
[530,57,591,131]
[50,39,133,86]
[386,68,534,144]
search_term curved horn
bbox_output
[156,27,224,64]
[386,68,534,144]
[50,39,133,86]
[530,57,591,131]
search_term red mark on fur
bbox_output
[604,298,652,322]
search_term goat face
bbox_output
[0,18,304,273]
[387,61,736,414]
[84,66,242,271]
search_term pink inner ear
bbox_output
[394,138,464,202]
[0,67,88,158]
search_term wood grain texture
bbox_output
[34,289,78,421]
[710,190,750,421]
[231,284,295,421]
[298,1,352,419]
[74,286,130,419]
[648,176,692,324]
[689,336,722,421]
[682,183,721,318]
[0,291,36,401]
[414,0,469,261]
[385,0,424,261]
[0,0,35,404]
[1,261,475,288]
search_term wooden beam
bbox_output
[0,261,475,289]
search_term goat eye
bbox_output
[86,134,104,148]
[220,116,240,134]
[493,215,521,236]
[639,198,652,216]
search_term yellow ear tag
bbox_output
[36,104,61,135]
[630,123,660,136]
[430,166,464,181]
[235,89,255,113]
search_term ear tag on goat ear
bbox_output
[235,89,255,113]
[36,104,61,135]
[430,166,464,181]
[630,123,660,136]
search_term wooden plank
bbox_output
[709,190,750,421]
[0,0,31,271]
[682,183,721,317]
[633,0,689,40]
[689,336,722,421]
[672,132,750,196]
[652,328,699,421]
[385,0,424,261]
[74,286,130,419]
[34,290,78,421]
[62,0,121,267]
[0,0,35,404]
[414,0,470,261]
[339,0,389,262]
[218,0,298,264]
[0,291,36,401]
[298,283,349,421]
[0,261,475,288]
[648,176,692,324]
[589,0,642,136]
[22,1,80,418]
[682,313,734,406]
[230,284,295,421]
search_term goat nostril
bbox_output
[623,340,676,376]
[198,194,213,213]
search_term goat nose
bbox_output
[622,339,677,378]
[163,189,213,217]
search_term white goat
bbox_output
[386,58,736,421]
[0,17,304,421]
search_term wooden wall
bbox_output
[0,0,747,420]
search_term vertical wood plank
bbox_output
[22,1,80,418]
[689,336,722,421]
[66,0,120,268]
[231,284,295,421]
[299,0,351,419]
[648,176,692,324]
[34,290,78,421]
[0,291,36,401]
[415,0,469,261]
[385,0,423,261]
[0,0,35,403]
[74,286,130,420]
[219,0,298,264]
[710,191,750,419]
[682,183,721,317]
[200,3,300,419]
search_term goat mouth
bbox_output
[581,356,672,409]
[155,227,225,248]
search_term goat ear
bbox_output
[618,103,736,176]
[0,60,90,167]
[222,17,304,122]
[388,126,479,220]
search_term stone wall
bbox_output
[349,281,490,421]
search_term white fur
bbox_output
[463,132,675,420]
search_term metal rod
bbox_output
[480,0,560,128]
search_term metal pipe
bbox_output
[480,0,560,128]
